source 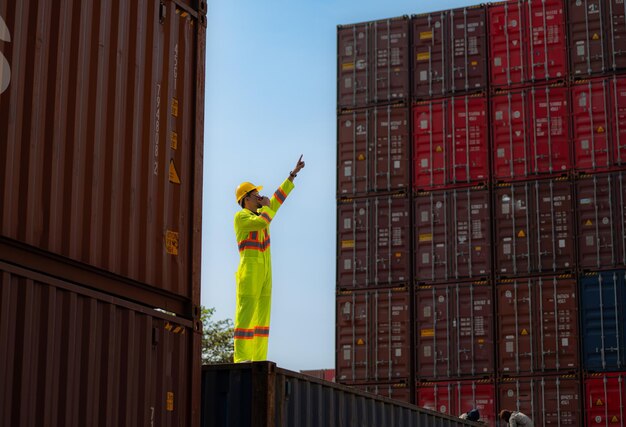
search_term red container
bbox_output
[413,95,488,190]
[584,372,626,426]
[489,1,527,87]
[416,281,494,379]
[498,374,581,427]
[496,276,579,375]
[611,75,626,165]
[576,172,626,269]
[337,106,410,197]
[571,78,613,171]
[337,195,410,289]
[0,261,200,426]
[414,187,491,283]
[336,288,411,383]
[494,179,575,277]
[491,85,570,181]
[412,6,487,100]
[489,0,567,87]
[300,369,336,382]
[352,383,411,404]
[337,17,409,110]
[417,379,496,425]
[0,0,205,312]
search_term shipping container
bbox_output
[337,106,410,197]
[413,95,489,190]
[336,288,411,383]
[351,382,412,404]
[494,178,575,277]
[584,372,626,427]
[0,260,200,426]
[415,281,494,379]
[300,369,336,382]
[414,187,491,283]
[568,0,626,77]
[412,5,487,100]
[417,378,496,425]
[489,0,567,88]
[496,276,579,375]
[337,195,411,289]
[576,172,626,269]
[202,363,479,427]
[580,270,626,372]
[497,374,581,427]
[0,0,206,314]
[337,17,410,110]
[491,85,571,181]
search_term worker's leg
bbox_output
[253,266,272,361]
[234,260,263,363]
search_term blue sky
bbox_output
[203,0,477,371]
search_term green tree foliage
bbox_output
[201,306,234,364]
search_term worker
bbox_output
[459,408,480,422]
[499,410,533,427]
[233,155,305,363]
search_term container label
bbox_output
[169,160,181,184]
[171,98,179,117]
[342,240,355,248]
[420,31,433,40]
[166,392,174,411]
[419,233,433,242]
[417,52,430,61]
[166,230,179,255]
[171,131,178,150]
[421,328,434,337]
[0,14,10,94]
[342,62,355,71]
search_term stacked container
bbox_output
[0,1,206,425]
[337,1,626,425]
[336,16,412,399]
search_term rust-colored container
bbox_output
[337,195,410,289]
[337,17,410,110]
[417,378,496,425]
[488,0,527,87]
[336,288,411,383]
[491,85,571,181]
[351,382,411,404]
[0,260,200,426]
[414,187,491,283]
[413,94,489,191]
[337,106,410,197]
[0,0,206,312]
[568,0,607,77]
[416,281,494,380]
[496,275,579,375]
[497,374,582,427]
[584,372,626,426]
[576,172,626,269]
[412,5,487,100]
[494,178,575,277]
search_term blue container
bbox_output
[580,270,626,372]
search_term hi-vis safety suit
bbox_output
[233,179,294,362]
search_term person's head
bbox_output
[466,409,480,422]
[499,410,511,422]
[235,182,264,210]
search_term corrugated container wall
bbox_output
[0,261,200,426]
[584,372,626,426]
[0,0,206,313]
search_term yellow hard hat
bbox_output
[235,181,263,203]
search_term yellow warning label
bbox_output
[420,31,433,40]
[342,240,355,249]
[169,160,181,184]
[597,126,605,134]
[521,328,529,336]
[417,52,431,61]
[165,322,173,331]
[592,33,600,40]
[471,60,477,66]
[475,246,482,251]
[395,252,402,258]
[342,62,355,71]
[421,328,435,337]
[357,338,365,345]
[166,230,179,256]
[596,399,604,406]
[435,145,443,153]
[611,416,619,423]
[357,153,366,161]
[585,219,593,226]
[478,338,484,344]
[518,230,526,238]
[171,131,178,150]
[166,392,174,412]
[171,98,179,117]
[419,233,433,242]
